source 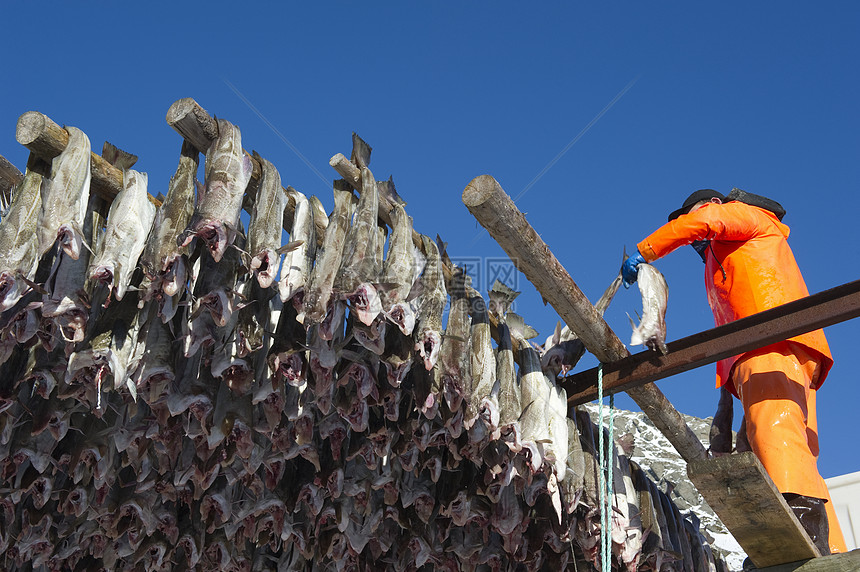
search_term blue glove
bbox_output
[622,251,646,287]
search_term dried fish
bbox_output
[0,170,44,311]
[380,203,422,334]
[438,267,471,414]
[179,118,252,262]
[630,263,668,354]
[247,155,287,289]
[413,235,446,372]
[37,125,91,260]
[88,169,156,303]
[139,142,197,322]
[302,181,353,324]
[336,167,382,325]
[42,193,100,345]
[278,190,317,305]
[65,293,145,412]
[465,286,496,431]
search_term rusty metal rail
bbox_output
[563,278,860,405]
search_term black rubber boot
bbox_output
[783,493,831,556]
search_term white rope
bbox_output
[597,364,615,572]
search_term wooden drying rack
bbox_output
[4,98,858,570]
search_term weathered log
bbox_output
[164,97,220,154]
[16,111,160,207]
[165,98,328,245]
[462,173,707,463]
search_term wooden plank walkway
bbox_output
[688,452,819,567]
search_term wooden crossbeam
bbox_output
[462,173,708,463]
[562,278,860,405]
[15,112,160,208]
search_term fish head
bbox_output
[193,221,230,263]
[251,249,279,289]
[57,224,82,260]
[0,272,26,312]
[160,255,187,297]
[348,284,383,326]
[386,302,416,336]
[415,329,442,371]
[89,264,115,292]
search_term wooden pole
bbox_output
[462,174,707,462]
[563,277,860,405]
[165,98,328,245]
[16,111,160,207]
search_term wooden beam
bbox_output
[687,452,820,568]
[15,111,160,208]
[164,98,328,245]
[562,278,860,405]
[164,97,219,154]
[751,550,860,571]
[462,174,707,463]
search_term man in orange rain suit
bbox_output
[621,189,846,555]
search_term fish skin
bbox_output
[247,155,287,289]
[37,125,91,260]
[465,286,496,431]
[336,167,382,325]
[131,313,174,411]
[381,322,414,388]
[630,263,668,354]
[544,383,569,481]
[439,268,472,414]
[189,222,244,329]
[511,314,554,471]
[179,118,252,263]
[494,321,522,448]
[267,295,307,387]
[302,181,353,325]
[379,203,414,314]
[65,293,145,413]
[278,191,316,305]
[42,193,101,346]
[0,170,44,311]
[88,169,156,303]
[414,235,447,373]
[139,142,197,322]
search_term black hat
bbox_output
[668,189,725,222]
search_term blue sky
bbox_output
[2,4,858,479]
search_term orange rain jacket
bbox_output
[637,200,832,395]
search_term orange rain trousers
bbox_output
[732,342,847,553]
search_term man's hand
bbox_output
[621,251,646,287]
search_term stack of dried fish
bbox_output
[0,118,730,571]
